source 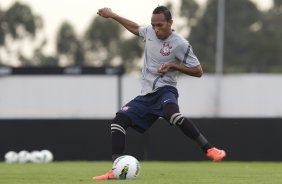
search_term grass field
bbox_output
[1,161,282,184]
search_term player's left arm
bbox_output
[158,41,203,77]
[158,63,203,77]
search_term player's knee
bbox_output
[169,113,185,126]
[163,103,181,125]
[111,113,132,135]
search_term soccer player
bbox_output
[93,6,226,180]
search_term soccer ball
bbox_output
[30,151,44,163]
[4,151,18,163]
[41,150,53,163]
[18,150,31,163]
[112,155,141,180]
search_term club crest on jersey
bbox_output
[160,43,172,56]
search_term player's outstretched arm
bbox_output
[97,7,140,36]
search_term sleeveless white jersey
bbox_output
[138,26,200,95]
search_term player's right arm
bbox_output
[97,7,140,36]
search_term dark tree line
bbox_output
[188,0,282,73]
[0,0,281,73]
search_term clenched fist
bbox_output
[97,7,115,18]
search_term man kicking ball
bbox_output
[93,5,226,180]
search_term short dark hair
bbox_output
[152,6,172,21]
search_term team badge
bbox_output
[160,43,172,56]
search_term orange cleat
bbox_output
[206,147,226,161]
[92,170,117,181]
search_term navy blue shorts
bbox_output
[117,86,179,133]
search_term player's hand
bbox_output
[97,7,115,18]
[158,63,171,74]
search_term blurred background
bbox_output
[0,0,282,161]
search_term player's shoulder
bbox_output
[139,25,156,38]
[139,25,154,33]
[169,31,190,47]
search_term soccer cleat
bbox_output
[92,170,117,180]
[206,147,226,161]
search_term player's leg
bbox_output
[92,113,132,180]
[163,103,211,150]
[111,113,133,162]
[163,103,226,161]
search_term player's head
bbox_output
[151,6,173,40]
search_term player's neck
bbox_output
[162,30,173,40]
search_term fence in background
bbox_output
[1,67,282,161]
[0,118,281,161]
[1,67,282,118]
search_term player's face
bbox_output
[151,13,172,40]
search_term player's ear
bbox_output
[168,19,173,26]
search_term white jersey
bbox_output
[138,26,200,95]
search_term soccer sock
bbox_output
[178,118,213,153]
[111,131,125,162]
[111,113,132,162]
[163,103,213,153]
[196,134,213,153]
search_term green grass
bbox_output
[1,161,282,184]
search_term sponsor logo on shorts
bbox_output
[121,106,130,111]
[163,99,171,103]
